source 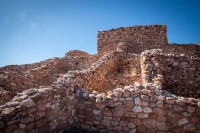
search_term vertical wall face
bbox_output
[97,25,168,54]
[0,88,77,133]
[140,49,200,98]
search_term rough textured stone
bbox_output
[156,101,163,108]
[132,105,142,112]
[20,99,35,108]
[13,129,25,133]
[178,118,188,126]
[34,111,46,120]
[119,121,128,127]
[143,119,157,129]
[141,95,149,101]
[93,109,101,115]
[124,100,134,108]
[166,97,175,104]
[135,97,141,105]
[143,107,152,113]
[101,119,111,126]
[184,124,196,131]
[113,107,124,117]
[128,129,137,133]
[133,118,142,126]
[23,88,38,96]
[21,115,34,124]
[157,121,167,131]
[153,108,165,116]
[187,106,195,113]
[128,122,136,128]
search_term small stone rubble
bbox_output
[0,25,200,133]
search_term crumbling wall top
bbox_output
[97,25,168,54]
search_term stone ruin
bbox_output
[0,25,200,133]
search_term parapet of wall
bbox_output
[97,25,168,54]
[141,49,200,98]
[163,44,200,57]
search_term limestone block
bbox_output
[6,102,19,107]
[101,119,111,126]
[114,88,123,97]
[157,121,168,131]
[134,97,141,105]
[20,99,35,108]
[137,113,148,118]
[123,100,134,109]
[128,129,137,133]
[153,108,165,116]
[142,119,157,129]
[111,121,118,126]
[166,97,175,104]
[51,103,59,110]
[141,95,149,101]
[156,101,163,108]
[13,129,25,133]
[23,88,38,96]
[132,105,142,112]
[102,110,112,116]
[143,107,152,113]
[113,126,122,131]
[128,122,136,129]
[113,109,124,117]
[178,118,188,126]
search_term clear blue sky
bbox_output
[0,0,199,67]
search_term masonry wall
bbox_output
[0,51,93,103]
[0,87,77,133]
[1,82,200,133]
[163,44,200,57]
[141,49,200,98]
[59,51,142,93]
[155,55,200,98]
[97,25,168,54]
[75,83,200,133]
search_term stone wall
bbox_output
[0,87,77,133]
[141,49,200,98]
[75,82,200,133]
[1,81,199,133]
[57,51,142,93]
[0,25,200,133]
[97,25,168,54]
[163,44,200,57]
[0,51,92,101]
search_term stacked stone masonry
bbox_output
[0,25,200,133]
